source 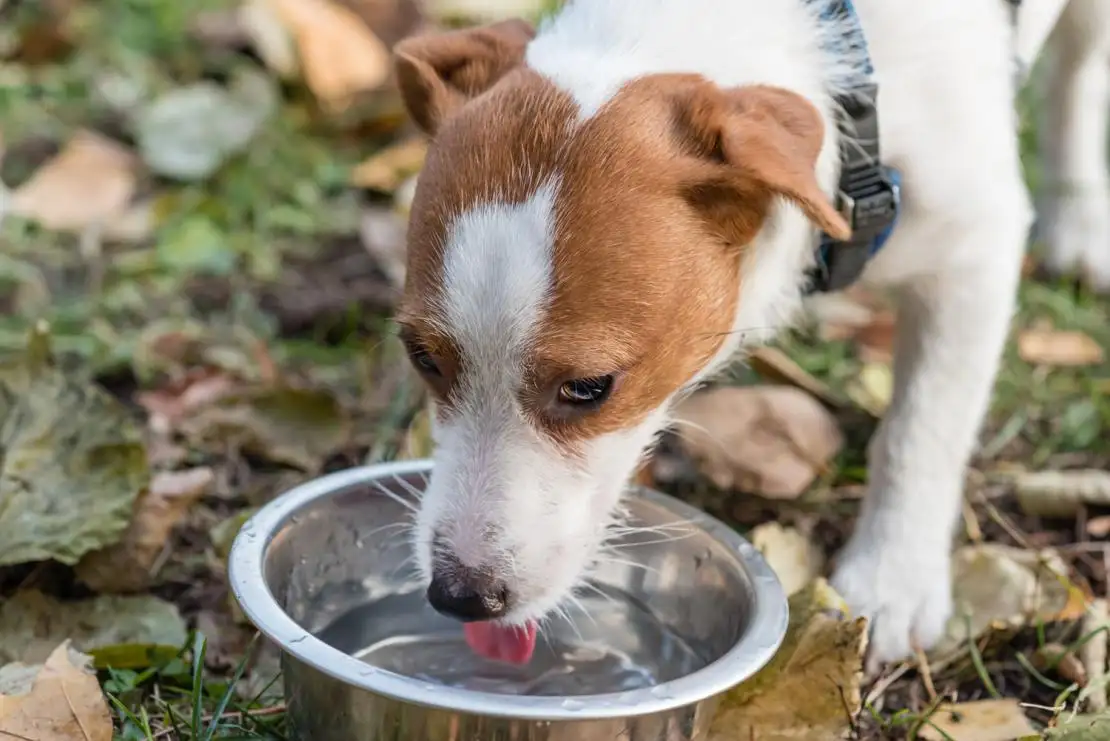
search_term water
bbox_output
[316,585,704,696]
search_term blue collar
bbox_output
[805,0,902,294]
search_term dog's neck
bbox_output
[525,0,859,359]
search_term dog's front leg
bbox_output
[830,239,1025,668]
[1037,0,1110,288]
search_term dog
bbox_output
[389,0,1110,668]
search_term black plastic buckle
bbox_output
[836,167,899,243]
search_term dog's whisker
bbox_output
[389,474,426,505]
[368,479,420,513]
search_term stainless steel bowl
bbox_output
[229,460,787,740]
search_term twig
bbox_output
[151,704,286,740]
[1081,599,1109,712]
[914,645,937,702]
[977,494,1034,549]
[864,660,912,707]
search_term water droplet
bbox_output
[298,556,308,565]
[355,539,365,549]
[559,699,585,711]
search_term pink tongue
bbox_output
[463,621,537,665]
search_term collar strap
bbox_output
[805,0,902,294]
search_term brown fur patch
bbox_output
[397,56,836,444]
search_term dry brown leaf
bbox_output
[672,385,843,499]
[351,136,427,191]
[710,580,866,741]
[265,0,392,109]
[853,310,896,364]
[1018,328,1104,367]
[750,522,825,597]
[1014,469,1110,518]
[0,641,112,741]
[918,699,1037,741]
[1086,515,1110,539]
[136,371,239,435]
[75,468,214,592]
[359,205,408,289]
[9,130,137,231]
[1033,643,1088,687]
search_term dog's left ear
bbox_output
[394,19,536,135]
[671,80,851,243]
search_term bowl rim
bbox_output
[228,459,788,721]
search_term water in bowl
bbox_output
[317,582,704,696]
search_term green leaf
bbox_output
[182,386,349,471]
[0,335,149,566]
[157,216,238,275]
[0,590,187,665]
[1045,711,1110,740]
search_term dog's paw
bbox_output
[831,533,952,672]
[1038,189,1110,291]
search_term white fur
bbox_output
[419,0,1110,664]
[1036,0,1110,289]
[417,181,669,626]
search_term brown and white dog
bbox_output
[390,0,1110,668]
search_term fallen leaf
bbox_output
[938,545,1088,652]
[265,0,393,109]
[85,644,179,671]
[157,215,239,275]
[1087,515,1110,538]
[1032,643,1087,687]
[845,361,893,416]
[709,579,866,741]
[182,386,350,471]
[136,370,239,434]
[351,136,427,192]
[75,467,215,592]
[135,65,278,181]
[359,205,408,289]
[0,590,187,665]
[1046,711,1110,740]
[746,346,844,409]
[239,0,300,77]
[750,522,824,597]
[672,385,843,499]
[9,130,137,231]
[918,700,1037,741]
[0,642,111,741]
[853,310,896,364]
[1014,469,1110,518]
[0,334,149,566]
[1018,328,1104,367]
[399,405,434,461]
[211,508,259,561]
[426,0,547,22]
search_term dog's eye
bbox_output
[410,348,442,377]
[557,375,614,406]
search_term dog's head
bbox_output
[391,18,845,656]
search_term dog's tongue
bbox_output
[463,621,537,665]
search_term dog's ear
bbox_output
[670,80,850,244]
[393,19,536,135]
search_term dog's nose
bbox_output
[427,563,509,622]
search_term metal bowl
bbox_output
[229,460,787,740]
